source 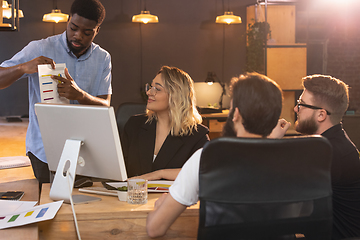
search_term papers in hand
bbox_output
[38,63,69,104]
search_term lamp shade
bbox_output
[132,10,158,24]
[43,9,69,23]
[2,1,24,19]
[216,11,241,24]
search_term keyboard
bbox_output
[79,186,118,197]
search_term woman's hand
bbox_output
[128,169,181,181]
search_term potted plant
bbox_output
[245,21,271,74]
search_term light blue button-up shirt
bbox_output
[1,31,112,163]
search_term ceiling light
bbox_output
[43,9,68,23]
[216,11,242,24]
[2,1,23,19]
[132,10,158,24]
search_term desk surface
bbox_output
[39,182,199,240]
[0,166,39,240]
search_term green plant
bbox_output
[245,21,271,74]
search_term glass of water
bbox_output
[127,179,148,204]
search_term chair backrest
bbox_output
[116,102,146,139]
[198,136,333,240]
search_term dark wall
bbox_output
[0,0,248,116]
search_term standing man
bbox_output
[0,0,111,190]
[272,74,360,239]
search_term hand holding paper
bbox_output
[38,63,69,104]
[52,68,86,101]
[23,56,55,75]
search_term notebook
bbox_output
[0,156,31,169]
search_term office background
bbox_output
[0,0,359,117]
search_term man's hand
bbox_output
[269,118,291,139]
[52,68,85,101]
[21,56,55,74]
[0,56,55,89]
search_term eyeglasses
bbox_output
[145,83,161,95]
[296,100,331,115]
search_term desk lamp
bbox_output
[205,72,226,110]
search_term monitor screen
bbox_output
[35,103,127,203]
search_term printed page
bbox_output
[0,200,63,229]
[0,200,37,216]
[38,63,70,104]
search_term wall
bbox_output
[0,0,250,116]
[298,0,360,113]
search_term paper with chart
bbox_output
[0,200,63,229]
[38,63,69,104]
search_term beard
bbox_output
[66,38,87,56]
[295,113,318,135]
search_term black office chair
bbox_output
[198,136,333,240]
[116,102,146,139]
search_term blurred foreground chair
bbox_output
[198,136,333,240]
[116,102,146,139]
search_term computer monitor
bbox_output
[35,103,127,204]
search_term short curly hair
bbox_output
[70,0,106,25]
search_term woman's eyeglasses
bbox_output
[145,83,160,95]
[296,100,331,115]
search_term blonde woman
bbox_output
[122,66,209,180]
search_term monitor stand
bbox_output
[49,139,101,204]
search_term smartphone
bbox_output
[0,191,24,201]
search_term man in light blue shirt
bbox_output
[0,0,111,190]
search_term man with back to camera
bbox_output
[271,74,360,239]
[0,0,111,191]
[146,72,284,237]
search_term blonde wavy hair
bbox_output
[147,66,202,136]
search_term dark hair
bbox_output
[302,74,349,124]
[230,72,283,137]
[70,0,106,25]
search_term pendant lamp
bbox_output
[132,0,158,24]
[42,0,68,23]
[132,10,158,24]
[2,0,23,19]
[216,11,241,24]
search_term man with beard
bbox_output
[146,72,284,238]
[271,74,360,239]
[0,0,110,191]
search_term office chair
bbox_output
[198,136,333,240]
[116,102,146,139]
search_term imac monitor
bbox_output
[35,103,127,203]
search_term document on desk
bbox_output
[0,156,31,169]
[38,63,69,104]
[108,180,174,193]
[0,200,63,229]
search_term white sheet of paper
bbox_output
[0,200,37,216]
[0,200,63,230]
[38,63,69,104]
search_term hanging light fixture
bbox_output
[42,0,68,23]
[216,0,241,25]
[216,11,241,24]
[2,1,23,19]
[132,10,158,24]
[132,0,158,24]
